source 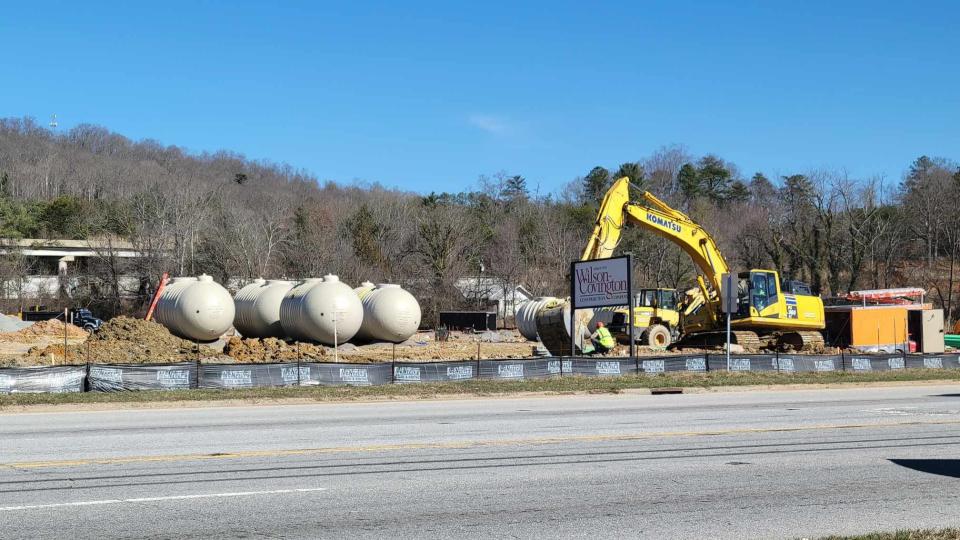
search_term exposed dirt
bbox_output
[222,331,536,363]
[0,319,87,343]
[223,336,328,362]
[24,316,221,364]
[340,338,534,363]
[0,319,858,368]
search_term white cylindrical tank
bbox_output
[535,300,595,356]
[353,281,375,296]
[279,278,323,341]
[281,275,363,345]
[516,297,557,341]
[154,274,235,342]
[355,283,421,343]
[233,279,295,338]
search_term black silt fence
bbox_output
[903,354,960,370]
[775,355,842,373]
[843,353,906,372]
[393,361,479,383]
[706,354,778,372]
[566,357,638,377]
[300,362,393,386]
[0,365,86,394]
[479,359,560,380]
[8,350,960,396]
[637,355,709,374]
[88,362,197,392]
[200,363,307,389]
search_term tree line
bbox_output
[1,117,959,324]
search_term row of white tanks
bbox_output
[154,275,236,342]
[154,274,421,346]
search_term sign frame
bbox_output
[571,256,632,309]
[569,255,634,359]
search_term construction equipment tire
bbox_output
[644,325,671,348]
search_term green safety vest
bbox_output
[595,327,615,348]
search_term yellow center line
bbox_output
[5,418,960,470]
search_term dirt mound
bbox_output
[1,319,87,343]
[92,316,180,344]
[221,332,534,364]
[224,337,327,363]
[338,332,534,362]
[27,316,218,364]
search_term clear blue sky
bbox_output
[2,1,957,194]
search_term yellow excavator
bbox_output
[536,177,826,355]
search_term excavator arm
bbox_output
[578,177,733,334]
[581,178,730,293]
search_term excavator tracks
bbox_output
[777,331,826,353]
[671,329,826,353]
[672,330,763,352]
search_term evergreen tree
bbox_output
[726,180,750,203]
[614,162,644,187]
[345,203,385,268]
[697,155,733,202]
[39,195,89,239]
[907,155,935,184]
[582,166,611,203]
[678,163,700,199]
[502,175,528,201]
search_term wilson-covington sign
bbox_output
[571,257,630,308]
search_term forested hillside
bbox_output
[1,116,958,323]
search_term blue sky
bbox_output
[1,1,957,194]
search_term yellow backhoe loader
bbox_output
[536,177,826,355]
[594,288,681,347]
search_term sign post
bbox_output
[627,254,635,360]
[720,273,737,365]
[570,256,632,356]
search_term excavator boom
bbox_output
[581,178,729,293]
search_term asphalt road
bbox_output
[3,385,960,539]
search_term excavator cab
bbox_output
[736,271,781,318]
[733,270,820,329]
[636,289,679,311]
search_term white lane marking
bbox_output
[0,499,122,511]
[0,487,326,512]
[865,407,959,416]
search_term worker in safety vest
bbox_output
[590,321,615,354]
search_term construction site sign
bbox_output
[571,256,631,309]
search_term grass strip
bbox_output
[2,368,960,408]
[816,529,960,539]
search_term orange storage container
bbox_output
[825,305,908,352]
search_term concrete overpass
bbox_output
[0,238,148,275]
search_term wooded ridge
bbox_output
[1,117,958,323]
